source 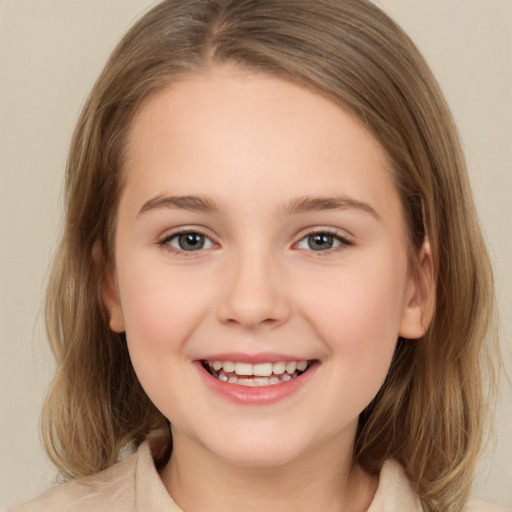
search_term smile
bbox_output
[201,360,312,387]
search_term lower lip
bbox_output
[195,361,318,405]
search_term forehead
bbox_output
[122,66,399,219]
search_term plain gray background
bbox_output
[1,0,511,509]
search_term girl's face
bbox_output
[105,66,430,468]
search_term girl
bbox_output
[11,0,504,511]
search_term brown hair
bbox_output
[42,1,497,510]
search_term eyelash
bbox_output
[295,228,353,254]
[157,228,353,255]
[157,228,217,255]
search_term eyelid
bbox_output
[157,226,219,253]
[156,225,353,254]
[293,227,353,252]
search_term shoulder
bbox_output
[9,448,140,512]
[370,460,509,512]
[464,501,509,512]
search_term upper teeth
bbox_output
[208,360,308,377]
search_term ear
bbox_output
[92,242,125,333]
[399,239,435,340]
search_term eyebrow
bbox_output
[138,194,219,216]
[283,195,380,219]
[138,193,380,219]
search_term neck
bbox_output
[159,428,378,512]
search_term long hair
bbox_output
[42,1,497,509]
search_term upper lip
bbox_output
[197,353,313,364]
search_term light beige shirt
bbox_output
[10,441,505,512]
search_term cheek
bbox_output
[115,261,212,374]
[301,254,407,340]
[296,251,408,402]
[115,264,214,417]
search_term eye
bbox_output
[163,231,216,252]
[296,232,350,251]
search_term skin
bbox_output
[104,65,432,512]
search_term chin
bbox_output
[204,432,313,469]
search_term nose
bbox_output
[216,249,292,330]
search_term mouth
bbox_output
[200,359,314,387]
